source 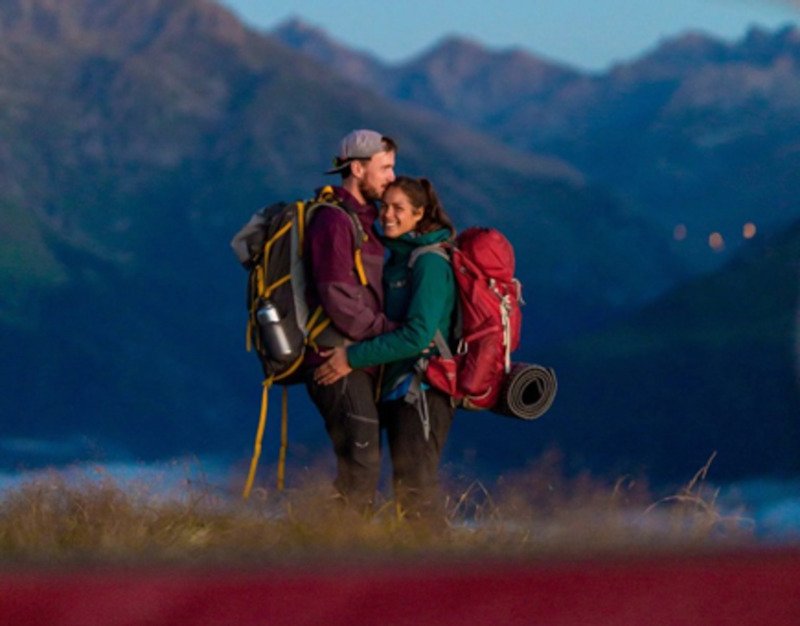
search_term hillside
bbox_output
[0,0,675,319]
[3,0,796,486]
[503,220,800,484]
[0,0,679,471]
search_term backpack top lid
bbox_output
[456,227,515,283]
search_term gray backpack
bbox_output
[230,185,367,497]
[231,186,366,383]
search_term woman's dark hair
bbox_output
[384,176,456,238]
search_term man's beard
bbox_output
[359,178,384,202]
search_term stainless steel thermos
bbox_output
[255,300,293,358]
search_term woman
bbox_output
[314,176,457,526]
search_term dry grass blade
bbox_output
[0,455,756,566]
[640,452,754,540]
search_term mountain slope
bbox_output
[0,0,680,471]
[0,0,683,326]
[525,27,800,268]
[510,220,800,483]
[271,17,387,89]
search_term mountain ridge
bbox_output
[0,0,680,476]
[273,19,800,274]
[1,0,796,485]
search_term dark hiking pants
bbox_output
[383,387,455,525]
[305,369,381,512]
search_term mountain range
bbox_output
[274,19,800,274]
[1,0,798,486]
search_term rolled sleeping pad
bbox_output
[493,362,557,420]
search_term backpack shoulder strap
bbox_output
[409,242,462,344]
[409,243,460,353]
[306,186,367,250]
[432,329,453,359]
[310,201,366,251]
[305,189,369,286]
[408,242,451,268]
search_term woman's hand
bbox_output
[314,346,352,386]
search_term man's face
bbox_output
[357,150,396,201]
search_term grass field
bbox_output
[0,452,757,566]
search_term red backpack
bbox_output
[419,227,523,410]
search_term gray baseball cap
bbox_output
[325,129,390,174]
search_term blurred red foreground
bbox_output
[2,548,799,625]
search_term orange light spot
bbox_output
[743,222,757,239]
[709,232,725,252]
[673,224,687,241]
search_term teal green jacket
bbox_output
[346,228,456,398]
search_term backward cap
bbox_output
[325,129,388,174]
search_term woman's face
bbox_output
[381,187,424,238]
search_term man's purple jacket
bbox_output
[303,186,395,369]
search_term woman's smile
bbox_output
[381,187,423,238]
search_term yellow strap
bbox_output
[254,265,265,301]
[261,220,293,283]
[271,307,328,379]
[245,319,254,352]
[242,378,273,500]
[277,385,289,491]
[273,352,305,382]
[306,305,324,331]
[307,317,332,346]
[264,273,291,297]
[305,305,331,352]
[354,248,368,286]
[247,269,263,351]
[297,201,306,257]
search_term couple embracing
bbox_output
[303,129,457,527]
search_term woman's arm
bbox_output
[314,253,454,384]
[351,252,453,365]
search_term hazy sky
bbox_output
[217,0,799,70]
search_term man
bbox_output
[303,129,397,512]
